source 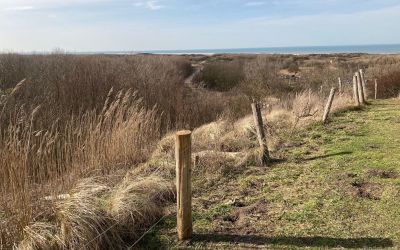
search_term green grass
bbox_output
[142,99,400,249]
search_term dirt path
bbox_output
[143,99,400,249]
[184,61,205,89]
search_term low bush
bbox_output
[194,60,245,91]
[375,70,400,98]
[238,56,292,99]
[367,57,400,98]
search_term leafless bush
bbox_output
[291,90,322,128]
[239,56,288,100]
[367,58,400,98]
[194,60,245,91]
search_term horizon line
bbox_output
[1,43,400,55]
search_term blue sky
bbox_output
[1,0,400,52]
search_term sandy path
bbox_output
[184,61,206,88]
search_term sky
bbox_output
[1,0,400,52]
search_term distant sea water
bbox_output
[128,44,400,55]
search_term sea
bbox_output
[124,44,400,55]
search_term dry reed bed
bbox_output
[0,87,162,248]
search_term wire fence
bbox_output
[127,212,174,249]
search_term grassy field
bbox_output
[144,99,400,249]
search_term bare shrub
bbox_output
[194,60,245,91]
[370,68,400,98]
[291,90,323,129]
[239,56,291,100]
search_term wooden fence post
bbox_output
[375,79,378,100]
[353,75,360,107]
[338,77,342,94]
[251,102,270,166]
[356,72,366,104]
[175,130,192,240]
[359,69,367,99]
[322,88,337,124]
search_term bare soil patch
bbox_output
[367,169,398,179]
[349,180,383,200]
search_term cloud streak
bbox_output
[244,1,267,7]
[133,0,164,10]
[3,6,34,11]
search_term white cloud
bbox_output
[133,1,164,10]
[0,0,111,10]
[147,1,163,10]
[244,1,267,7]
[3,6,34,11]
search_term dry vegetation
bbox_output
[1,52,399,249]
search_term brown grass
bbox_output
[17,176,175,249]
[0,52,394,249]
[0,53,229,248]
[0,88,162,247]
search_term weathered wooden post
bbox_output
[374,79,378,100]
[359,69,367,99]
[353,75,360,107]
[251,102,270,166]
[175,130,192,240]
[322,88,337,124]
[356,72,366,104]
[338,77,342,94]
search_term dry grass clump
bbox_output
[18,223,63,250]
[107,175,175,234]
[17,175,175,250]
[57,179,120,249]
[192,150,253,190]
[192,120,231,151]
